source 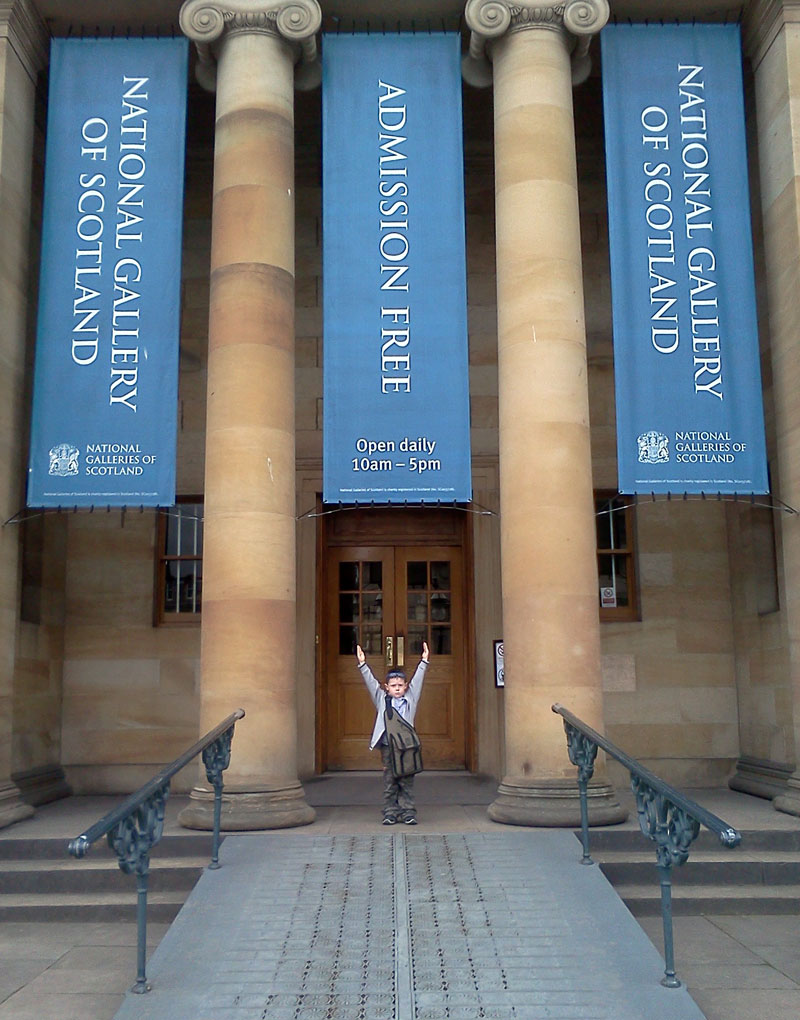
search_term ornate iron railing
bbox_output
[552,702,741,989]
[68,708,245,994]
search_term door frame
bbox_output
[315,505,476,773]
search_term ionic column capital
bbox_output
[463,0,609,87]
[0,0,49,83]
[179,0,322,91]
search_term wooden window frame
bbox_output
[595,492,639,623]
[154,497,203,626]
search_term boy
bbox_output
[355,641,429,825]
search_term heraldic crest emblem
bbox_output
[48,443,80,476]
[637,431,669,464]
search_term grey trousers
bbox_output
[380,744,415,820]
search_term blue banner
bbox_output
[602,24,768,493]
[27,38,188,507]
[322,34,472,503]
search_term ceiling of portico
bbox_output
[33,1,751,37]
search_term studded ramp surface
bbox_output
[113,832,706,1020]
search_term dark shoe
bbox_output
[403,815,418,825]
[382,816,397,825]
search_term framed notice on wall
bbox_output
[494,640,504,688]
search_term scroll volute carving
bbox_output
[463,0,610,87]
[179,0,322,91]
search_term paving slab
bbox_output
[0,991,125,1020]
[112,831,706,1020]
[636,915,800,1020]
[707,914,800,947]
[689,988,800,1020]
[635,915,765,966]
[0,922,169,1020]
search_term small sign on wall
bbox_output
[600,586,617,609]
[493,640,504,688]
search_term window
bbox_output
[155,500,203,624]
[595,493,638,622]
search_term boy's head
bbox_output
[384,666,408,698]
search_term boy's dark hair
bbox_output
[385,666,407,682]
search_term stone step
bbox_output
[0,856,207,894]
[0,833,217,860]
[0,889,188,922]
[615,881,800,915]
[0,833,218,920]
[583,827,800,852]
[596,850,800,886]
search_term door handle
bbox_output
[397,635,404,666]
[385,635,394,667]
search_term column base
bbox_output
[0,781,35,830]
[12,764,72,807]
[488,777,627,827]
[773,773,800,817]
[729,755,792,801]
[178,781,316,831]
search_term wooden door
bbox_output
[325,547,395,770]
[324,542,467,770]
[394,547,465,769]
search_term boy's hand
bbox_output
[422,641,429,662]
[356,644,366,665]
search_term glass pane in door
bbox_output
[337,560,384,654]
[402,557,452,657]
[407,561,427,590]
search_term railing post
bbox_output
[657,863,680,988]
[106,785,167,994]
[631,776,699,988]
[210,777,224,869]
[203,724,235,870]
[562,719,598,865]
[577,772,592,866]
[133,870,151,993]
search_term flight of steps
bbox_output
[588,827,800,915]
[0,834,215,922]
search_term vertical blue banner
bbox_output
[27,38,188,507]
[602,24,768,493]
[322,34,472,503]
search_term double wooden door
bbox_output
[324,541,467,770]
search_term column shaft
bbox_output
[179,24,313,829]
[0,0,45,828]
[487,23,623,825]
[750,10,800,816]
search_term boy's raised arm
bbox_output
[355,644,382,706]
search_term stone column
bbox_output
[178,0,320,829]
[465,0,624,825]
[0,0,47,829]
[746,1,800,817]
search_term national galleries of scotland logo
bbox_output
[48,443,80,476]
[637,431,669,464]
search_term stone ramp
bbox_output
[113,831,706,1020]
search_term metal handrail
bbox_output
[552,702,741,989]
[68,708,245,994]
